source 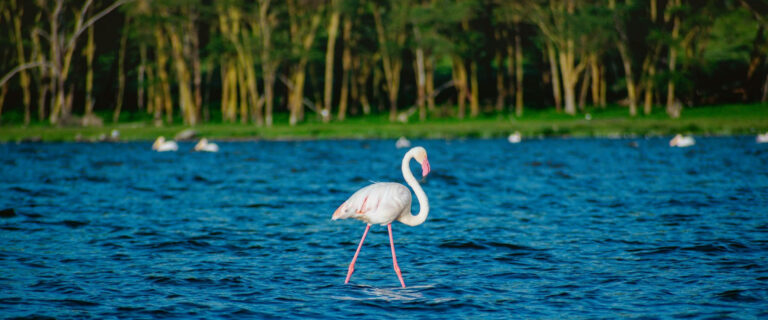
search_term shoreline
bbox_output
[1,104,766,142]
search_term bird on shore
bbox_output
[395,136,411,149]
[757,132,768,144]
[508,131,522,144]
[332,146,431,288]
[669,134,695,148]
[194,138,219,152]
[152,136,178,152]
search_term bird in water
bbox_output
[757,132,768,144]
[152,136,178,152]
[669,134,695,148]
[395,136,411,149]
[332,146,431,288]
[194,138,219,152]
[507,131,522,144]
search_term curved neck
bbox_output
[398,152,429,226]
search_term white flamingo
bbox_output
[757,132,768,144]
[194,138,219,152]
[669,134,695,148]
[152,136,178,152]
[507,131,522,144]
[332,146,431,288]
[395,136,411,149]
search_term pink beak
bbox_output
[422,158,431,177]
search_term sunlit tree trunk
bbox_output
[287,0,321,125]
[84,23,95,122]
[514,18,524,116]
[7,0,32,125]
[665,0,681,118]
[322,0,341,122]
[425,56,436,112]
[590,54,600,107]
[372,3,406,122]
[258,0,277,126]
[337,17,352,121]
[154,28,173,124]
[495,41,506,112]
[137,44,146,112]
[113,19,129,123]
[452,56,469,119]
[413,26,427,121]
[469,61,480,118]
[546,42,562,112]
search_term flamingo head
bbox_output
[410,146,430,177]
[153,136,166,150]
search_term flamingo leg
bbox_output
[345,224,371,284]
[388,224,406,288]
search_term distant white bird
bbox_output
[110,129,120,140]
[152,136,178,152]
[757,132,768,144]
[395,136,411,149]
[507,131,522,144]
[194,138,219,152]
[669,134,695,148]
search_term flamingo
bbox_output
[507,131,522,144]
[194,138,219,152]
[332,146,431,288]
[757,132,768,144]
[152,136,178,152]
[669,134,695,148]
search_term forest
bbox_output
[0,0,766,128]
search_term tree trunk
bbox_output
[337,17,352,121]
[114,19,129,123]
[469,61,479,118]
[426,56,435,112]
[414,28,427,121]
[85,23,95,120]
[9,0,31,125]
[590,54,600,107]
[494,31,506,112]
[617,42,638,116]
[452,56,468,119]
[546,42,562,112]
[514,21,524,116]
[372,5,405,122]
[322,2,340,122]
[168,29,196,125]
[138,43,146,112]
[666,0,681,118]
[495,48,506,112]
[155,29,173,124]
[259,0,276,126]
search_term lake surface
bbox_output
[1,137,766,319]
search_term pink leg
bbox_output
[388,224,406,288]
[345,224,371,284]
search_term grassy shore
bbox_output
[1,104,766,142]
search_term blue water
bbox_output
[1,137,766,319]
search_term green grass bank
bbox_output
[1,104,766,142]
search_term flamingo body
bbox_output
[194,138,219,152]
[669,134,695,148]
[152,136,178,152]
[757,133,768,144]
[333,182,412,225]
